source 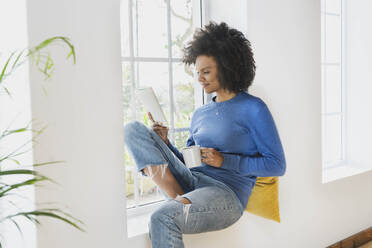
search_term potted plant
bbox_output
[0,37,84,247]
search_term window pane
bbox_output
[170,0,193,58]
[122,62,138,208]
[123,62,170,124]
[125,150,165,208]
[326,0,341,14]
[123,61,168,207]
[125,147,137,208]
[325,65,342,113]
[324,115,342,163]
[321,0,326,12]
[174,131,190,151]
[137,62,170,123]
[137,172,164,206]
[120,0,130,57]
[325,15,341,63]
[122,62,134,123]
[122,0,199,210]
[173,62,195,128]
[133,0,168,58]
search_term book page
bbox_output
[135,87,169,126]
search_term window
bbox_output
[120,0,203,213]
[321,0,345,170]
[321,0,372,183]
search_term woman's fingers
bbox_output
[153,125,168,130]
[148,112,155,123]
[152,126,169,139]
[148,112,168,127]
[200,148,210,158]
[153,123,166,128]
[200,148,217,158]
[200,148,212,153]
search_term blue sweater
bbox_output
[167,91,286,208]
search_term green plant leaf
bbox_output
[0,126,46,163]
[3,209,85,232]
[3,87,11,97]
[32,160,65,167]
[7,218,23,239]
[0,169,38,176]
[0,51,15,84]
[0,169,58,186]
[0,127,29,139]
[11,49,26,70]
[28,36,76,64]
[0,176,49,197]
[1,36,76,91]
[0,36,83,243]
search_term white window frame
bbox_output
[121,0,205,225]
[321,0,346,170]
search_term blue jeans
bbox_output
[124,121,244,248]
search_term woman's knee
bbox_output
[151,201,180,221]
[123,121,147,140]
[150,206,172,228]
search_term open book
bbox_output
[135,87,169,126]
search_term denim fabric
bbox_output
[124,121,244,248]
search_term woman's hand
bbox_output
[148,112,169,145]
[200,147,224,168]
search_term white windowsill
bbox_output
[322,161,372,183]
[127,200,165,238]
[127,211,151,238]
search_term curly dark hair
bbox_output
[182,21,256,93]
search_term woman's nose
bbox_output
[198,74,205,83]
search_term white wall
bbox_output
[0,1,35,247]
[345,0,372,169]
[26,0,372,247]
[27,0,127,247]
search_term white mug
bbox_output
[181,145,202,168]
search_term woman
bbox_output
[124,21,286,248]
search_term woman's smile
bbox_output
[195,55,221,94]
